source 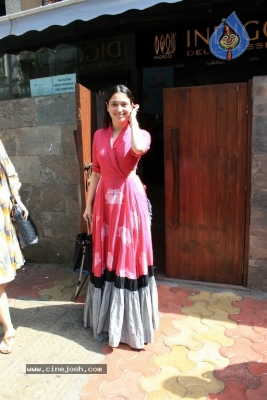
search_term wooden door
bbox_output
[164,83,249,285]
[75,84,103,228]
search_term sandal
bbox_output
[0,330,16,354]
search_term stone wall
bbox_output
[248,76,267,290]
[0,93,79,265]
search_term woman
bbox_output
[0,140,28,354]
[83,84,158,349]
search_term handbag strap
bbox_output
[0,162,16,202]
[84,162,92,192]
[81,220,91,236]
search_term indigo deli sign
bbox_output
[137,17,267,65]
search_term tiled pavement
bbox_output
[1,264,267,400]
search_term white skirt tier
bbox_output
[84,275,159,349]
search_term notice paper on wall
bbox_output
[30,73,76,97]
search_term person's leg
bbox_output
[0,283,16,353]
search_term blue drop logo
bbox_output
[209,12,249,61]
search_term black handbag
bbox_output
[1,163,38,249]
[73,223,92,299]
[10,203,38,248]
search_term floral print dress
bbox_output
[0,140,24,284]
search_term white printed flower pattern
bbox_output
[107,252,113,270]
[105,188,124,204]
[94,252,101,266]
[118,226,132,245]
[101,223,109,241]
[131,211,139,232]
[139,253,148,274]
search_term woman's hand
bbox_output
[83,204,92,222]
[14,196,29,220]
[83,205,92,234]
[129,103,140,125]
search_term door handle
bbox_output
[171,128,179,227]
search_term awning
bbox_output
[0,0,182,39]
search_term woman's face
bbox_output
[107,92,132,124]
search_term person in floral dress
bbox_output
[83,85,158,349]
[0,140,28,353]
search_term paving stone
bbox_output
[8,265,69,300]
[228,354,256,365]
[97,351,124,382]
[100,370,145,399]
[158,294,172,309]
[177,361,225,393]
[195,325,234,347]
[253,323,267,335]
[173,314,209,334]
[187,291,213,303]
[260,351,267,362]
[145,331,170,356]
[201,310,237,329]
[181,302,214,318]
[220,337,263,362]
[153,345,195,373]
[207,298,241,314]
[79,375,106,400]
[229,307,265,325]
[158,314,181,336]
[232,297,267,310]
[102,343,139,360]
[38,285,72,301]
[188,342,229,368]
[214,362,262,389]
[185,385,207,399]
[225,323,264,342]
[249,361,267,376]
[158,284,177,299]
[169,286,197,296]
[146,389,174,400]
[206,380,248,400]
[168,288,196,306]
[139,366,187,399]
[251,335,267,354]
[159,303,188,319]
[164,328,203,351]
[119,349,159,377]
[211,292,242,302]
[246,375,267,400]
[255,308,267,321]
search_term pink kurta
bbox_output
[84,125,159,349]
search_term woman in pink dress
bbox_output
[83,85,158,349]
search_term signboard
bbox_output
[209,12,249,61]
[143,67,173,115]
[52,74,76,94]
[136,15,267,66]
[30,73,76,97]
[78,34,135,74]
[30,77,53,97]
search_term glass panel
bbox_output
[0,44,78,100]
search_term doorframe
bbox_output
[243,80,252,287]
[75,84,97,229]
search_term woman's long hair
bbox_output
[103,84,134,128]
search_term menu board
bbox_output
[30,73,76,97]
